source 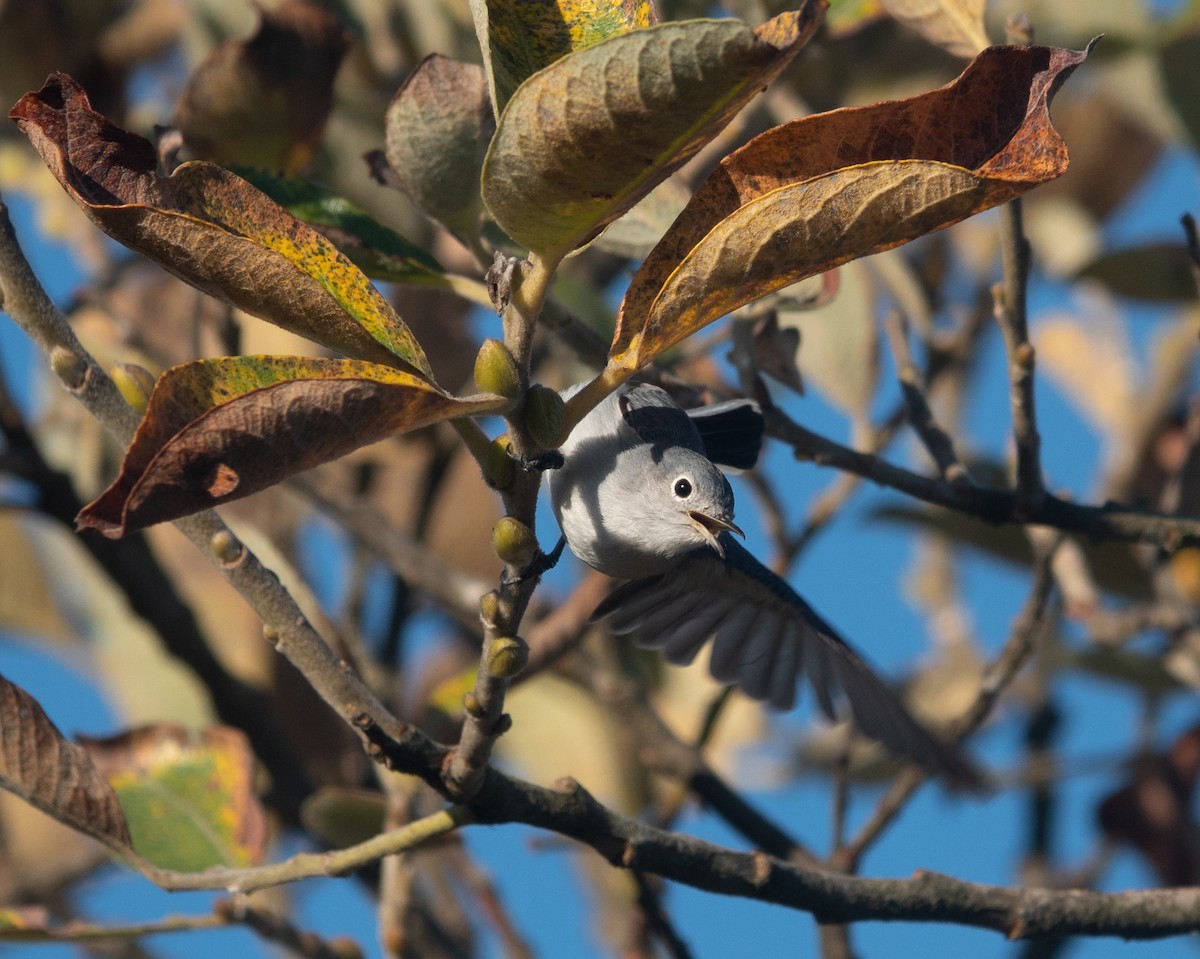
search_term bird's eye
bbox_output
[673,477,693,498]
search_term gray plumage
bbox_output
[548,382,981,789]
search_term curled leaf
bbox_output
[383,54,496,243]
[0,674,131,853]
[10,74,432,377]
[481,4,826,264]
[82,726,266,871]
[76,356,509,537]
[611,41,1093,371]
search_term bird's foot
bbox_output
[511,449,565,473]
[502,535,567,587]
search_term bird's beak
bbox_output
[687,511,744,558]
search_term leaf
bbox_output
[470,0,660,114]
[0,674,132,853]
[609,41,1093,372]
[1161,30,1200,152]
[383,55,496,243]
[168,1,349,174]
[233,167,447,284]
[1037,312,1135,436]
[82,726,266,871]
[301,787,386,849]
[878,0,989,58]
[0,513,73,643]
[873,504,1154,600]
[1076,243,1199,302]
[591,174,692,260]
[10,74,433,377]
[779,258,877,417]
[481,5,827,264]
[76,356,509,538]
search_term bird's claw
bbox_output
[511,449,565,473]
[501,535,567,587]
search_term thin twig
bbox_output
[882,309,972,489]
[1179,212,1200,298]
[633,871,695,959]
[767,407,1200,548]
[994,197,1045,516]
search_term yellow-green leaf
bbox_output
[481,5,826,265]
[82,726,266,871]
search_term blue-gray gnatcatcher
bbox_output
[548,382,980,788]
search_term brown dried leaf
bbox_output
[609,42,1092,374]
[76,356,508,538]
[0,675,131,853]
[10,74,432,377]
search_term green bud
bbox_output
[486,636,528,678]
[523,385,565,448]
[492,516,538,569]
[481,434,516,490]
[112,363,157,414]
[473,338,522,398]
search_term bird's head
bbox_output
[621,446,742,560]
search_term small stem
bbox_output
[995,196,1045,517]
[883,309,972,489]
[134,807,470,893]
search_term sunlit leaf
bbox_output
[382,55,495,243]
[470,0,660,114]
[481,5,826,264]
[82,726,266,871]
[0,674,131,853]
[76,356,510,538]
[10,74,433,377]
[234,167,447,284]
[608,42,1092,373]
[879,0,988,57]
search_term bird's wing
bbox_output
[616,384,707,454]
[591,538,982,789]
[686,399,765,471]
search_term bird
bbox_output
[546,381,982,789]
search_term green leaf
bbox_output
[76,356,510,537]
[10,74,434,378]
[481,6,826,264]
[470,0,660,114]
[83,726,266,871]
[233,167,447,284]
[1076,243,1199,302]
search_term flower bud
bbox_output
[486,635,528,678]
[473,338,522,398]
[112,363,157,414]
[492,516,538,569]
